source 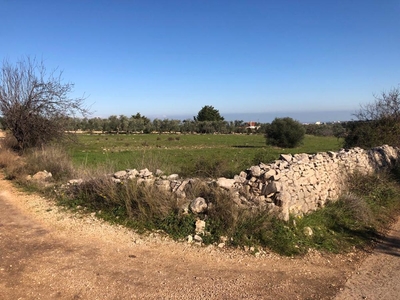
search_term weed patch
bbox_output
[24,146,75,181]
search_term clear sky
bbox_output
[1,0,399,122]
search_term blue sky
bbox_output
[1,0,399,122]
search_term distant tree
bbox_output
[88,117,103,132]
[152,118,162,133]
[0,57,88,150]
[344,86,400,148]
[332,123,346,139]
[107,115,119,132]
[265,117,305,148]
[194,105,224,122]
[131,112,150,125]
[119,115,129,132]
[181,119,196,133]
[127,113,150,133]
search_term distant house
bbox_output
[245,121,260,130]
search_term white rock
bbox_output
[139,168,153,178]
[194,235,203,243]
[187,235,193,243]
[114,170,127,179]
[217,177,236,189]
[32,170,52,181]
[167,174,179,180]
[195,219,206,234]
[190,197,208,214]
[68,179,83,185]
[303,226,313,236]
[250,165,261,177]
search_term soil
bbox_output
[0,176,399,300]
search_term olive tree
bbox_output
[0,57,88,150]
[265,117,305,148]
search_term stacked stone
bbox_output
[67,145,399,221]
[231,145,399,220]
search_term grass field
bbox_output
[68,133,343,177]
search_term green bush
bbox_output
[265,117,305,148]
[344,118,400,148]
[345,86,400,148]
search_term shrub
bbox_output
[1,132,19,151]
[0,134,27,179]
[344,118,400,148]
[0,57,88,150]
[345,86,400,148]
[188,181,241,243]
[266,117,305,148]
[0,149,25,180]
[65,176,185,233]
[24,146,75,181]
[339,192,374,226]
[0,149,17,169]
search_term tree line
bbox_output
[65,114,265,135]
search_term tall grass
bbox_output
[24,146,76,181]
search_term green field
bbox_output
[68,133,343,177]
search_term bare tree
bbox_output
[344,86,400,148]
[355,86,400,121]
[0,57,89,150]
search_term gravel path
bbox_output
[335,218,400,300]
[1,176,398,299]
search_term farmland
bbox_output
[67,133,343,177]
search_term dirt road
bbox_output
[0,176,398,299]
[335,220,400,299]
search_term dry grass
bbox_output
[0,133,19,151]
[67,175,180,228]
[0,134,26,179]
[0,148,19,168]
[24,146,76,181]
[340,192,374,225]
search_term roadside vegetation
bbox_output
[1,132,400,256]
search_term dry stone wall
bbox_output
[69,145,399,221]
[232,145,399,220]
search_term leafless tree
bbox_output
[344,86,400,148]
[0,57,89,150]
[355,86,400,121]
